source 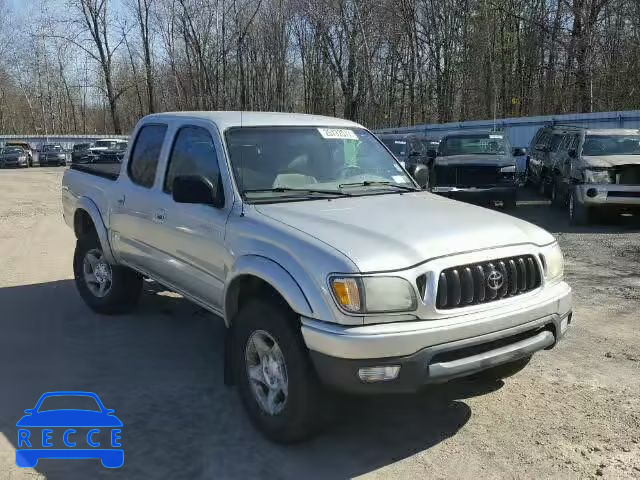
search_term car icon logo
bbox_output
[15,391,123,468]
[486,270,504,290]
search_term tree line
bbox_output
[0,0,638,135]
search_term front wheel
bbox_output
[233,298,324,443]
[569,188,592,226]
[73,233,142,314]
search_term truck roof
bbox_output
[141,111,363,131]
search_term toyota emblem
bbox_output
[486,270,504,290]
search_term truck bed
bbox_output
[70,162,121,180]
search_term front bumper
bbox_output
[431,185,516,202]
[575,184,640,207]
[1,159,27,167]
[303,281,571,393]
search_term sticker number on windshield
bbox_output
[317,128,359,140]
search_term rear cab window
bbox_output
[128,124,168,188]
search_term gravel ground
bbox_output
[0,168,638,480]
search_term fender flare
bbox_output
[74,197,116,264]
[224,255,313,326]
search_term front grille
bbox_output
[433,165,502,187]
[432,255,541,309]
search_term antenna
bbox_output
[239,110,245,217]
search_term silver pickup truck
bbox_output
[62,112,572,443]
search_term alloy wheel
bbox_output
[245,330,289,415]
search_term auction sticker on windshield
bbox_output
[317,128,359,140]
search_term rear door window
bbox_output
[128,124,168,188]
[549,134,563,152]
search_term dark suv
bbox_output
[527,126,581,196]
[378,133,436,188]
[529,126,640,224]
[430,132,521,209]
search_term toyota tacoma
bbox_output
[62,112,572,443]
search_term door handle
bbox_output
[154,209,167,223]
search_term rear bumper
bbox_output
[576,184,640,207]
[303,281,571,393]
[432,185,516,201]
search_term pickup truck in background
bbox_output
[430,132,522,209]
[62,112,572,443]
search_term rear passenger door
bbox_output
[151,123,232,312]
[110,123,169,277]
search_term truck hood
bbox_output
[255,192,554,272]
[581,155,640,168]
[434,154,514,167]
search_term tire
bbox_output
[473,356,532,382]
[73,233,142,314]
[569,188,591,226]
[538,177,550,197]
[502,193,517,210]
[550,179,564,208]
[232,297,324,443]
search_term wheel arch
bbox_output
[224,255,314,327]
[73,197,116,264]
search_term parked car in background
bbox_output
[0,146,29,168]
[527,125,580,195]
[540,127,640,224]
[39,144,67,166]
[430,131,520,209]
[377,133,432,187]
[88,139,128,162]
[6,141,35,166]
[93,141,128,164]
[62,111,571,443]
[72,143,93,164]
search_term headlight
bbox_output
[539,243,564,283]
[330,276,417,314]
[583,168,612,184]
[500,165,516,173]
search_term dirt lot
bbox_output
[0,168,638,480]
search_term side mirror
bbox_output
[512,147,526,156]
[568,148,577,158]
[24,409,33,414]
[426,149,437,159]
[172,175,222,207]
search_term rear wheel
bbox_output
[232,297,324,443]
[73,233,142,314]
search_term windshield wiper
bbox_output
[338,180,419,192]
[243,187,353,197]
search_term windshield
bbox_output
[2,147,22,154]
[95,140,117,148]
[43,145,62,152]
[225,127,414,202]
[439,134,509,156]
[583,135,640,155]
[381,139,408,156]
[74,143,90,151]
[38,395,101,412]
